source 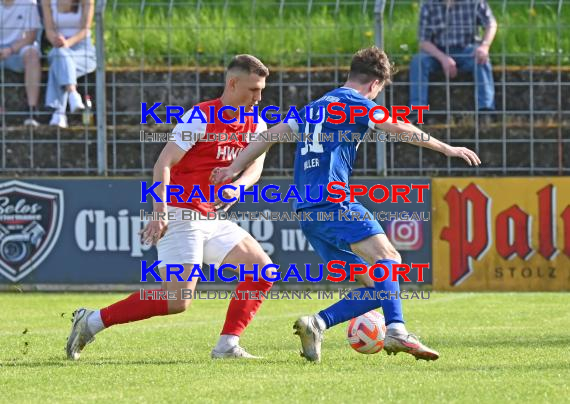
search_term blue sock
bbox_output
[317,260,406,329]
[374,259,404,325]
[318,287,381,328]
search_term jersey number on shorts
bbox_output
[301,108,324,155]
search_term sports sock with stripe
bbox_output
[373,259,404,325]
[316,259,405,328]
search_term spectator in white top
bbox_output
[42,0,95,128]
[0,0,42,126]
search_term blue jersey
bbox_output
[289,87,383,211]
[286,88,398,329]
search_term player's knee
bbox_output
[257,252,272,268]
[242,256,274,281]
[374,247,401,264]
[389,250,402,264]
[257,255,275,282]
[239,245,272,276]
[168,298,191,314]
[236,250,275,288]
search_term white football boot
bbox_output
[293,315,325,362]
[383,329,439,361]
[49,112,68,128]
[210,345,261,359]
[66,308,96,360]
[68,91,85,113]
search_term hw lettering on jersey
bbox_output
[140,103,430,125]
[216,146,242,161]
[440,183,570,286]
[140,103,264,125]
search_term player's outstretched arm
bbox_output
[213,154,266,211]
[141,142,186,245]
[232,153,266,190]
[374,120,481,166]
[211,122,293,184]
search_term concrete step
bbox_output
[2,121,568,176]
[1,68,568,126]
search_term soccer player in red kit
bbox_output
[66,55,274,360]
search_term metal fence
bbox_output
[1,0,568,177]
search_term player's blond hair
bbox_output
[348,46,395,85]
[227,54,269,77]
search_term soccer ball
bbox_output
[346,310,387,354]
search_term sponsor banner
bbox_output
[0,178,432,286]
[0,181,64,282]
[433,178,570,291]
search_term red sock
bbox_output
[100,289,169,328]
[221,277,273,336]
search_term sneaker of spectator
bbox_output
[24,106,40,127]
[49,111,67,128]
[68,90,85,112]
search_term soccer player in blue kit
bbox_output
[211,47,481,362]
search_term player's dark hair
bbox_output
[348,47,395,85]
[227,54,269,77]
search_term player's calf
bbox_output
[66,275,198,360]
[165,291,193,314]
[160,265,201,314]
[213,236,274,358]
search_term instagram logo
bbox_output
[387,220,423,250]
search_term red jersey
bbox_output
[168,98,267,214]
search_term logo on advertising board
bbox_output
[386,220,424,251]
[433,178,570,291]
[0,181,64,282]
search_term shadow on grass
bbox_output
[0,356,290,368]
[2,357,569,374]
[1,357,205,368]
[440,337,570,349]
[428,362,570,373]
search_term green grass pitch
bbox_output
[1,292,569,403]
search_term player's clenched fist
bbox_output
[210,167,235,185]
[140,217,168,246]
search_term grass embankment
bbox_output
[103,1,569,67]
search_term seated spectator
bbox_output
[0,0,42,126]
[409,0,497,120]
[42,0,95,128]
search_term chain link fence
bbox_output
[1,0,568,177]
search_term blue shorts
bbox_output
[299,202,384,267]
[0,43,40,73]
